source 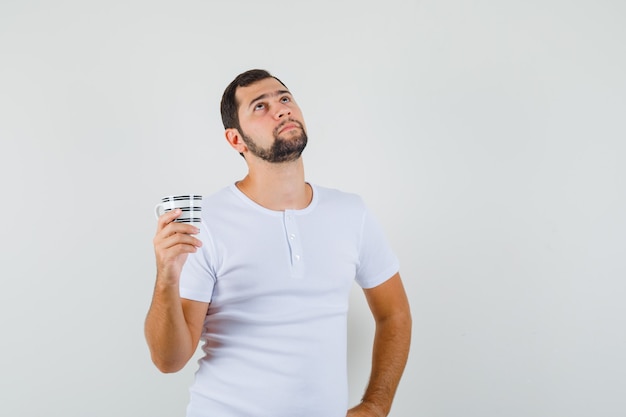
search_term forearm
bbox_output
[144,280,195,373]
[357,311,412,416]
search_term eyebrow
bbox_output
[248,90,292,110]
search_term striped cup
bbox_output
[154,195,202,229]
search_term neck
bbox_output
[236,157,311,211]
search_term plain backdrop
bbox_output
[1,1,625,416]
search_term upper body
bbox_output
[145,70,412,417]
[180,183,398,416]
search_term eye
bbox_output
[280,96,291,104]
[254,102,266,111]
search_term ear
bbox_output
[225,128,248,154]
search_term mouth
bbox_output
[276,120,302,135]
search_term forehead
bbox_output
[236,77,290,109]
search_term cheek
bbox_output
[291,108,305,124]
[242,122,274,143]
[240,119,264,134]
[297,115,307,130]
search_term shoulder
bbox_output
[203,184,236,202]
[312,184,366,210]
[201,184,244,211]
[197,185,252,227]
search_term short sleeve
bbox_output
[354,206,399,289]
[179,223,217,303]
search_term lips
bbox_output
[280,124,297,133]
[276,120,301,135]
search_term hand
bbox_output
[153,208,202,286]
[347,402,385,417]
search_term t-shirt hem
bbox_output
[358,262,400,289]
[179,287,212,303]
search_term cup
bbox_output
[154,195,203,230]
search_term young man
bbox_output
[145,69,412,417]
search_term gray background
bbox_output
[1,0,625,416]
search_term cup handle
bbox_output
[154,203,164,220]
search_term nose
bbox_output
[274,103,291,119]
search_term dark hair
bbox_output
[220,69,287,131]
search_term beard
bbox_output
[241,119,308,163]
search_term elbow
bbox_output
[404,309,413,328]
[157,364,184,374]
[395,309,413,334]
[378,308,412,341]
[378,305,412,328]
[145,332,192,373]
[151,354,187,374]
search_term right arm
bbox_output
[144,209,208,373]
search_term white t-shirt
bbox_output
[180,184,399,417]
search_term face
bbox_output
[234,77,308,163]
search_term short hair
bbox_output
[220,69,287,131]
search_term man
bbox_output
[145,69,412,417]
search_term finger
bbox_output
[160,242,199,258]
[177,223,201,236]
[155,230,202,251]
[157,208,182,230]
[157,222,201,241]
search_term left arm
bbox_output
[348,272,412,417]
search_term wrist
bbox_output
[155,273,181,291]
